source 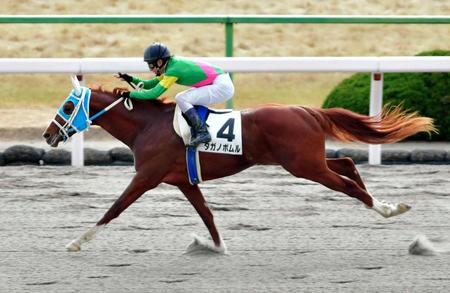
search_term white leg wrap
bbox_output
[66,225,104,252]
[371,197,411,218]
[185,233,228,255]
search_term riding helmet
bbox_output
[144,42,171,63]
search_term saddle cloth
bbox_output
[173,105,243,185]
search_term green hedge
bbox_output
[322,50,450,141]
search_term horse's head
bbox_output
[43,76,92,147]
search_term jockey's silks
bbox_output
[130,56,225,100]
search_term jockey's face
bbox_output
[148,59,166,76]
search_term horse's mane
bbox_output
[91,86,176,108]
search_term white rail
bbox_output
[1,56,450,73]
[1,57,449,166]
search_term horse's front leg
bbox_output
[178,184,227,253]
[66,174,156,252]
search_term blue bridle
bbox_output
[53,86,126,142]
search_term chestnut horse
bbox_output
[43,78,435,253]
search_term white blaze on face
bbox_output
[70,75,81,95]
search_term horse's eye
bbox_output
[63,104,73,115]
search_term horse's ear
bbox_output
[70,75,81,96]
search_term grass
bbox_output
[233,73,349,108]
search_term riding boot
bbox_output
[184,107,211,147]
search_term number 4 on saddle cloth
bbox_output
[173,105,243,185]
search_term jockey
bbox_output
[116,42,235,148]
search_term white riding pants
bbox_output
[175,73,234,113]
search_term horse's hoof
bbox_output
[374,200,412,218]
[214,243,227,254]
[66,241,81,252]
[185,234,227,255]
[397,203,411,215]
[385,203,411,218]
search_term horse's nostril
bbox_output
[43,133,50,139]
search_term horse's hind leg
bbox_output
[324,157,411,217]
[263,106,410,218]
[326,158,367,191]
[297,161,373,205]
[177,184,226,253]
[280,155,410,218]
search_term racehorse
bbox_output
[43,77,435,253]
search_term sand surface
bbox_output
[0,164,449,292]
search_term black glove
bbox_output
[117,72,133,83]
[121,91,130,99]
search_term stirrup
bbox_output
[188,132,211,148]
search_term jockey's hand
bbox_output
[116,72,133,83]
[121,91,130,99]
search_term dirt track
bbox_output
[0,164,449,292]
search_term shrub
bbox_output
[322,50,450,141]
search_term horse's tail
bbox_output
[304,105,437,144]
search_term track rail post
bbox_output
[71,75,85,167]
[368,72,383,165]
